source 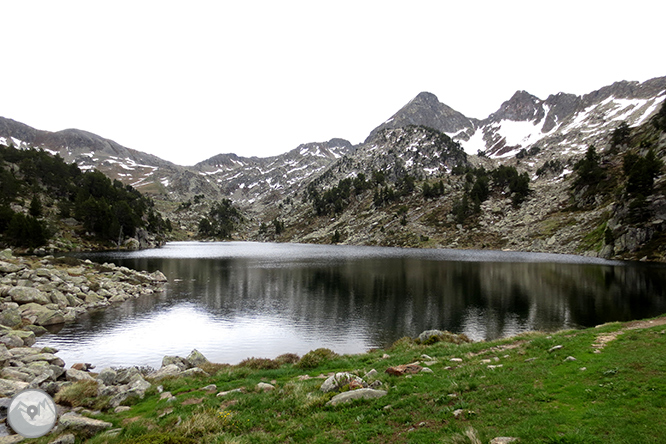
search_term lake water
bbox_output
[34,242,666,369]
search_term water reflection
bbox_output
[35,242,666,368]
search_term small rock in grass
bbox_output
[257,382,275,392]
[548,345,563,353]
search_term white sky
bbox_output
[2,1,664,166]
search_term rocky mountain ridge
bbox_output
[2,76,666,260]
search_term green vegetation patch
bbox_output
[44,316,666,444]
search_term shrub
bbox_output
[54,380,107,409]
[237,357,280,370]
[275,353,300,365]
[295,348,339,369]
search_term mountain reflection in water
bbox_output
[35,242,666,368]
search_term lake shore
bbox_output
[1,314,665,442]
[1,245,665,441]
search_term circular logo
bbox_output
[7,389,57,438]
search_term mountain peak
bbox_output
[489,90,542,122]
[365,92,476,143]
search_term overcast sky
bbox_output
[2,1,664,166]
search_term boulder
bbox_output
[4,330,36,347]
[146,364,182,380]
[0,333,24,348]
[180,367,209,377]
[385,364,423,376]
[0,378,29,397]
[115,367,141,385]
[0,261,21,273]
[66,368,95,382]
[48,434,76,444]
[320,372,365,393]
[256,382,275,392]
[9,286,51,305]
[18,303,65,326]
[0,344,12,366]
[0,306,22,328]
[326,388,388,406]
[71,363,94,371]
[186,349,209,367]
[162,355,191,371]
[109,375,151,408]
[417,329,446,343]
[97,367,117,386]
[0,434,25,443]
[58,412,113,438]
[150,271,168,282]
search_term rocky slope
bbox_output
[2,76,666,261]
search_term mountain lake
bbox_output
[34,241,666,369]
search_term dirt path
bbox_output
[592,317,666,352]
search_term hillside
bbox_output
[0,145,171,252]
[1,76,666,260]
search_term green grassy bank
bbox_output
[35,316,666,444]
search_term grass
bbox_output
[30,317,666,443]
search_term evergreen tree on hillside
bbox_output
[0,143,170,247]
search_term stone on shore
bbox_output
[66,368,95,382]
[147,364,183,380]
[18,303,65,326]
[9,286,51,305]
[186,349,210,367]
[0,378,29,397]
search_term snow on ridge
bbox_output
[459,129,487,155]
[496,119,550,147]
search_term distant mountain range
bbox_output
[2,76,664,207]
[2,75,666,260]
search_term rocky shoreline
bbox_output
[0,248,168,440]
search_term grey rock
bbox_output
[320,372,365,393]
[162,355,191,371]
[66,368,95,382]
[0,334,24,348]
[326,388,387,406]
[0,343,12,365]
[9,286,51,305]
[97,367,117,386]
[417,329,444,343]
[490,438,520,444]
[548,345,563,353]
[0,261,21,273]
[0,306,22,328]
[115,366,141,384]
[217,388,243,397]
[48,433,76,444]
[146,364,182,380]
[58,412,113,437]
[114,406,131,413]
[256,382,274,392]
[0,378,29,397]
[0,435,25,443]
[18,303,65,326]
[180,367,209,377]
[186,349,209,367]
